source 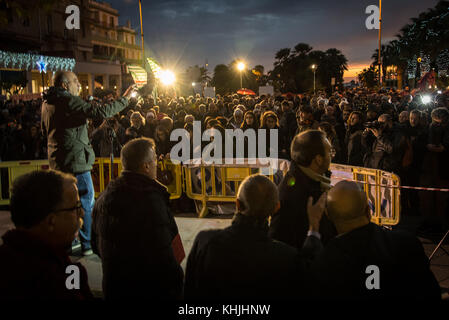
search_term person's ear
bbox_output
[365,204,371,221]
[314,154,323,167]
[236,199,244,212]
[45,213,57,232]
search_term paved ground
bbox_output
[1,210,448,299]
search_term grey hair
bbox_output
[237,174,279,218]
[120,138,156,172]
[53,71,71,87]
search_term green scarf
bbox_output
[298,165,332,192]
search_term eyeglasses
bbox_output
[54,202,83,216]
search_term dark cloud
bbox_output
[111,0,440,75]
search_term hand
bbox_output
[307,192,327,232]
[369,128,380,137]
[123,84,138,99]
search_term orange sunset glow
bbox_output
[344,62,371,82]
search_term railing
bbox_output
[0,159,400,226]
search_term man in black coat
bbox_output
[362,114,407,174]
[184,174,325,300]
[269,130,337,250]
[0,170,93,300]
[91,138,184,300]
[279,100,298,159]
[310,181,441,300]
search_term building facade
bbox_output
[0,0,143,98]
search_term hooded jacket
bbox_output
[41,87,128,173]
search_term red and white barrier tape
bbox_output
[332,176,449,192]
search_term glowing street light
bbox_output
[237,61,245,89]
[192,82,196,86]
[421,95,432,105]
[311,64,317,94]
[159,70,176,86]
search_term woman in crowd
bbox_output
[345,111,365,167]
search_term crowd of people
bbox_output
[1,85,449,223]
[0,69,447,299]
[0,133,441,300]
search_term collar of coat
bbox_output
[297,163,332,192]
[116,170,169,196]
[231,213,269,235]
[1,229,72,267]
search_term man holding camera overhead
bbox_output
[41,71,138,256]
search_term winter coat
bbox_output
[41,87,128,173]
[345,125,365,167]
[184,213,322,300]
[310,223,441,300]
[363,125,407,173]
[0,230,93,300]
[91,171,183,300]
[269,161,337,250]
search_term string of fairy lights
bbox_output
[0,50,75,72]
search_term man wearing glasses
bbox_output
[0,170,93,299]
[269,130,337,250]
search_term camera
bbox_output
[364,121,384,130]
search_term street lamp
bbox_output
[159,70,176,86]
[237,61,245,89]
[311,64,317,94]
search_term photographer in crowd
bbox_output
[362,113,407,174]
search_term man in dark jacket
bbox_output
[0,170,93,300]
[311,181,441,300]
[362,114,407,174]
[185,174,325,300]
[279,100,297,159]
[91,138,184,300]
[269,130,337,250]
[41,71,137,255]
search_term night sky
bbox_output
[111,0,440,81]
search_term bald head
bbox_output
[327,181,370,234]
[236,174,279,218]
[53,71,80,96]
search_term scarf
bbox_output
[298,164,332,192]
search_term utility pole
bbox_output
[378,0,382,87]
[139,0,145,68]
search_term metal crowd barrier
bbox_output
[0,160,50,205]
[0,159,400,226]
[183,159,291,218]
[0,158,182,204]
[330,163,400,226]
